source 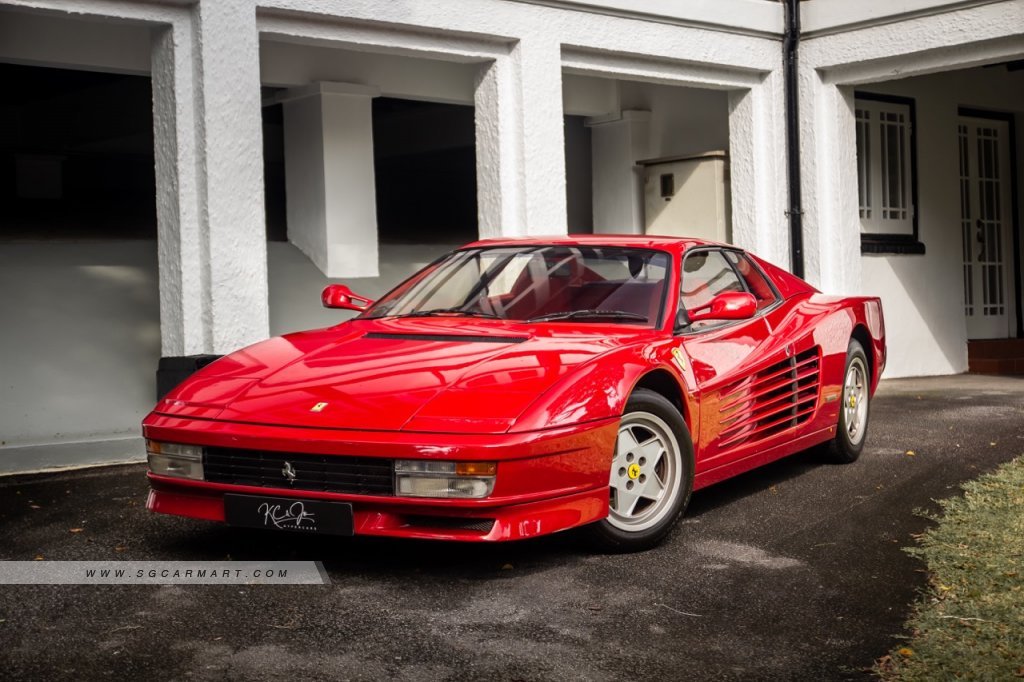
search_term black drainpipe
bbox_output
[783,0,804,278]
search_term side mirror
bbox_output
[687,291,756,324]
[321,284,374,312]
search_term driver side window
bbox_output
[680,249,744,311]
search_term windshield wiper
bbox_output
[527,309,648,323]
[397,308,502,319]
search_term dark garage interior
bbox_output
[0,63,156,240]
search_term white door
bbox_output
[958,116,1015,339]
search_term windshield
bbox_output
[362,245,671,326]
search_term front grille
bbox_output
[204,447,394,495]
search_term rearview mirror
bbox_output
[687,291,756,324]
[321,284,374,312]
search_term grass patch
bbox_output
[877,455,1024,680]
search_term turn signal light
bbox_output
[394,460,497,499]
[455,462,497,476]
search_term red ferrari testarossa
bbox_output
[144,236,885,551]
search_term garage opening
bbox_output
[0,62,159,468]
[264,93,479,334]
[1,64,156,239]
[563,74,731,239]
[372,97,477,245]
[259,36,484,335]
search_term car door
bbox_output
[678,248,802,471]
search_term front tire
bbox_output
[820,339,871,464]
[585,388,694,553]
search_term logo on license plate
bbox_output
[257,500,317,531]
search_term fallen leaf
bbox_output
[29,504,41,510]
[905,450,916,457]
[33,555,44,561]
[1014,666,1024,678]
[115,546,126,552]
[898,647,914,658]
[69,528,84,534]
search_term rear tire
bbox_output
[585,388,694,553]
[820,339,871,464]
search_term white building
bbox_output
[0,0,1022,471]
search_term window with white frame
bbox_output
[854,93,922,252]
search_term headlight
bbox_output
[146,440,204,481]
[394,460,496,499]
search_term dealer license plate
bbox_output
[224,494,354,536]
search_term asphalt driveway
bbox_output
[1,374,1022,681]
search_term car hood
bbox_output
[158,318,643,433]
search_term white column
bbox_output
[587,110,651,234]
[152,22,208,356]
[801,75,861,294]
[281,82,380,278]
[519,38,567,234]
[474,38,567,237]
[475,54,523,238]
[727,70,790,267]
[193,0,269,353]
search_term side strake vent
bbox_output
[364,332,527,344]
[717,347,821,449]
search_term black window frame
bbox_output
[855,91,926,255]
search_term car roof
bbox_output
[462,234,725,253]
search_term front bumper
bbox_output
[143,414,617,541]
